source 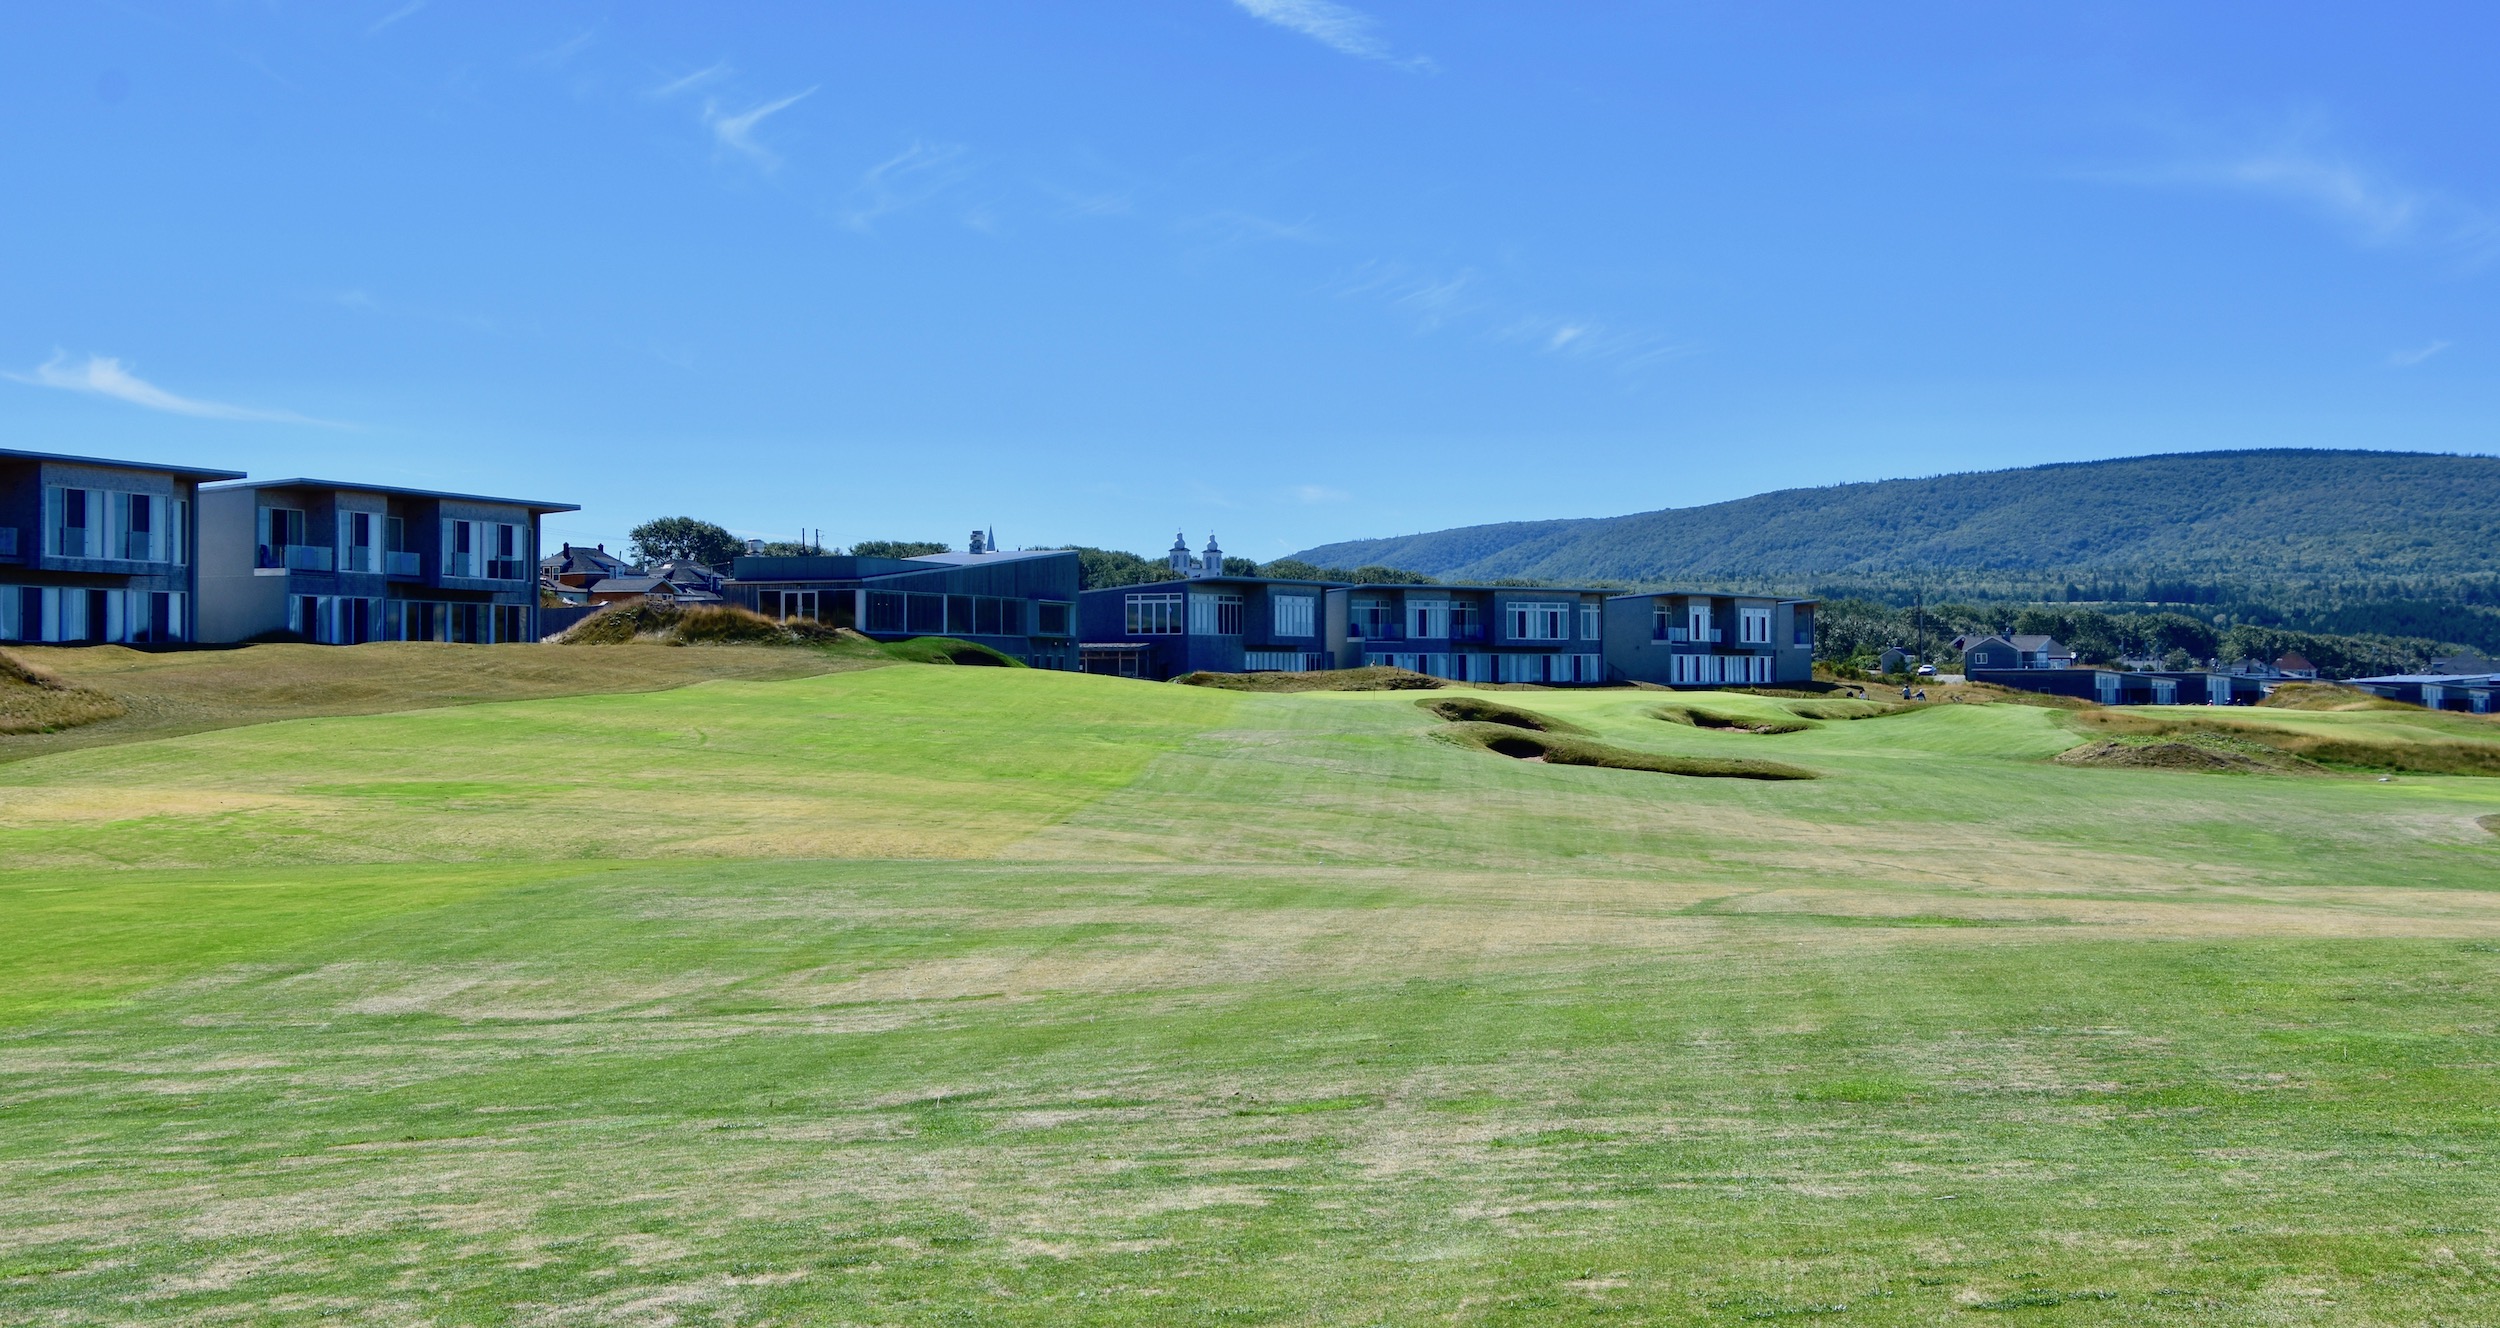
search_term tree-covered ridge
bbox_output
[1293,450,2500,587]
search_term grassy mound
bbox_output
[1419,697,1590,733]
[556,604,1008,664]
[1783,698,1899,721]
[2261,681,2420,711]
[2072,710,2500,777]
[0,649,127,735]
[877,636,1020,666]
[1438,720,1817,780]
[2482,813,2500,837]
[1653,703,1815,734]
[2055,737,2326,776]
[556,600,683,643]
[1180,666,1444,692]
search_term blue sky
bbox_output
[4,2,2494,560]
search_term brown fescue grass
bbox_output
[1179,665,1445,692]
[0,649,127,735]
[2260,681,2420,711]
[2072,708,2500,777]
[0,641,866,763]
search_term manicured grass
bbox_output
[5,663,2500,1324]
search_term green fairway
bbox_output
[6,660,2500,1324]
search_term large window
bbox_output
[44,487,182,564]
[1036,601,1072,637]
[1739,607,1772,645]
[1792,606,1814,647]
[1579,604,1600,640]
[1507,601,1568,641]
[443,519,526,580]
[1271,595,1315,638]
[1127,592,1183,635]
[1188,593,1243,636]
[1450,601,1482,641]
[1409,600,1450,640]
[1349,597,1396,639]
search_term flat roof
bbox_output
[1344,582,1609,596]
[1606,589,1819,604]
[906,548,1077,567]
[1083,574,1342,592]
[205,477,579,512]
[0,445,245,481]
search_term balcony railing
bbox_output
[0,526,17,559]
[1348,622,1403,641]
[258,543,334,572]
[1653,628,1729,644]
[384,550,422,578]
[57,528,86,558]
[441,554,529,583]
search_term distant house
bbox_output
[0,445,244,645]
[585,574,682,605]
[542,542,636,589]
[2274,652,2319,679]
[645,558,726,603]
[197,478,576,645]
[1961,634,2073,670]
[1974,666,2266,707]
[1876,647,1913,675]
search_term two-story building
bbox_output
[0,446,244,644]
[723,538,1080,669]
[1603,591,1817,686]
[1074,533,1336,679]
[197,479,578,644]
[1328,582,1609,684]
[1961,634,2074,671]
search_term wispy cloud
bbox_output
[1230,0,1434,71]
[841,141,974,232]
[702,87,817,170]
[2389,340,2452,368]
[367,0,426,37]
[1292,484,1350,505]
[1335,261,1480,331]
[1182,209,1325,250]
[527,26,598,68]
[1495,315,1698,372]
[649,61,731,100]
[2091,118,2497,267]
[6,352,346,426]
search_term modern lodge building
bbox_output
[0,446,243,645]
[196,479,579,645]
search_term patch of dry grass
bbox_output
[1178,665,1444,692]
[0,642,868,763]
[0,648,128,735]
[2260,680,2420,711]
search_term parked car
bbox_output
[1915,663,1938,677]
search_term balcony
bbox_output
[441,553,529,584]
[1347,622,1404,641]
[1653,627,1729,645]
[258,543,335,572]
[384,550,423,579]
[0,527,16,560]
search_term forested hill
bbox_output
[1291,450,2500,590]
